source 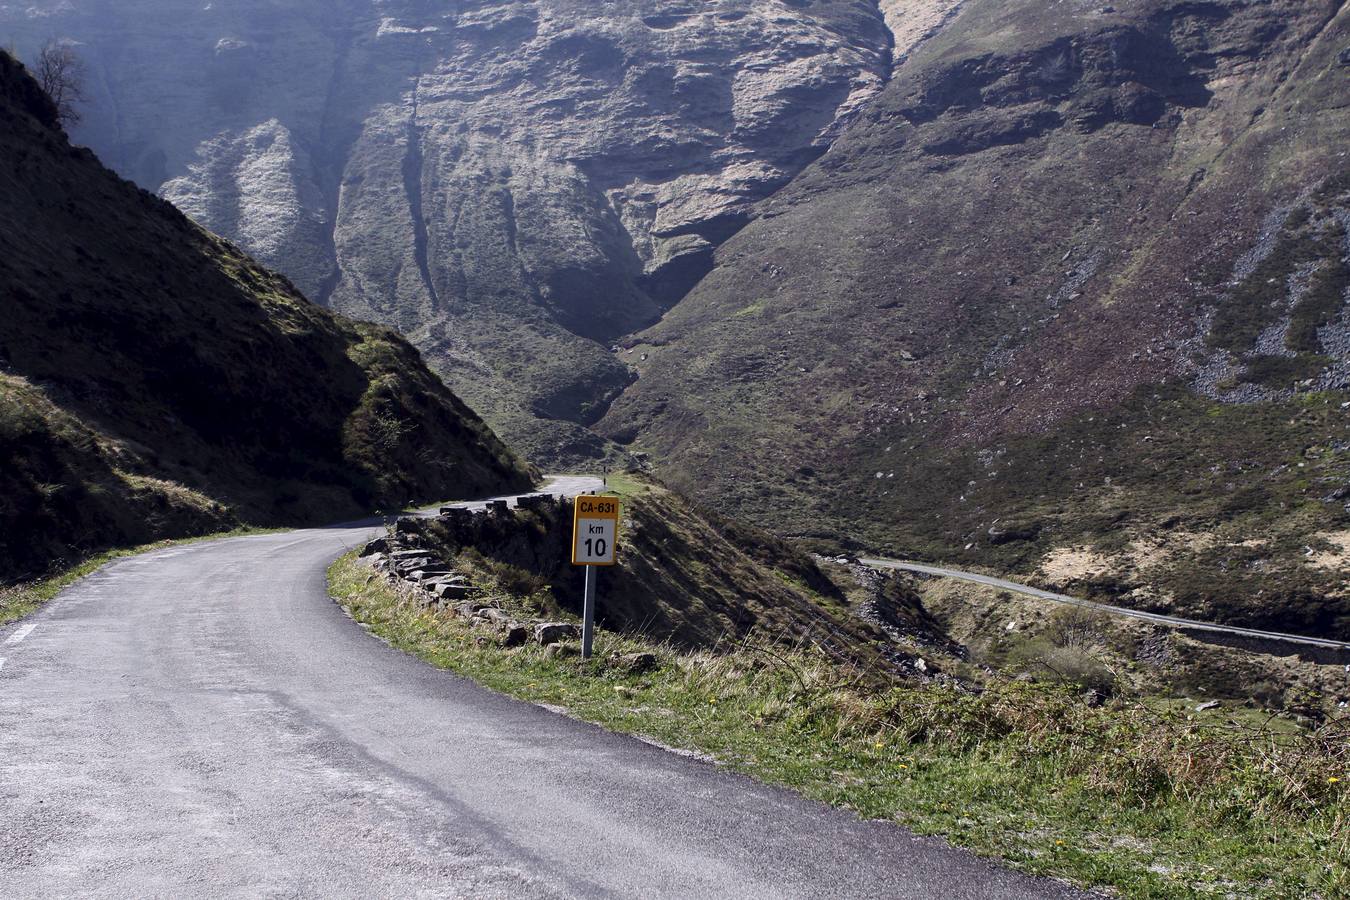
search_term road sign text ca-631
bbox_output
[572,495,621,566]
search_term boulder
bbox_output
[394,517,424,535]
[535,622,581,646]
[987,522,1042,545]
[611,651,658,674]
[408,567,457,582]
[474,608,513,625]
[392,559,434,577]
[422,574,469,587]
[360,537,391,557]
[430,583,477,602]
[453,601,485,619]
[502,624,530,648]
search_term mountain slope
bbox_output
[600,0,1350,638]
[0,0,914,463]
[0,50,533,581]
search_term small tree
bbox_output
[35,39,86,127]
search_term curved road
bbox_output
[860,558,1350,652]
[1,478,1089,899]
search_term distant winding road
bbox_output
[0,477,1089,899]
[860,558,1350,652]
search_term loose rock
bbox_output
[611,652,658,674]
[536,622,581,646]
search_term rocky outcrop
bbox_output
[0,0,900,462]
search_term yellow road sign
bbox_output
[572,495,620,566]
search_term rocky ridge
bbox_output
[0,0,951,462]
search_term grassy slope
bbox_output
[0,50,533,581]
[412,475,934,661]
[600,0,1350,636]
[330,552,1349,899]
[857,386,1350,635]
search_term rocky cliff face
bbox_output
[600,0,1350,637]
[0,0,932,461]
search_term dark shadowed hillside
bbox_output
[0,51,533,580]
[600,0,1350,638]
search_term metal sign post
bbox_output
[582,564,597,659]
[571,495,620,660]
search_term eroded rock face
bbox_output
[0,0,898,462]
[598,0,1350,638]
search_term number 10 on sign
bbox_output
[572,495,620,660]
[572,496,620,566]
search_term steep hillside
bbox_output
[0,0,923,462]
[0,51,533,580]
[380,477,947,666]
[601,1,1350,637]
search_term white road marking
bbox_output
[5,624,37,645]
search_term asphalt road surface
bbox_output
[2,478,1091,899]
[860,558,1350,652]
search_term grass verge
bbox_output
[330,552,1348,899]
[0,526,284,626]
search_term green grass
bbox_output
[1243,354,1333,388]
[330,553,1350,899]
[0,525,284,626]
[852,383,1350,638]
[1287,242,1350,354]
[599,471,655,497]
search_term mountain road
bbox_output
[0,477,1092,899]
[859,558,1350,652]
